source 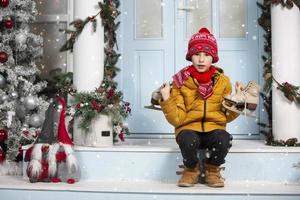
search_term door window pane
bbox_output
[30,23,67,78]
[34,0,68,15]
[136,0,163,38]
[220,0,246,38]
[186,0,212,38]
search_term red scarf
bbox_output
[186,65,216,83]
[172,65,216,99]
[187,65,215,99]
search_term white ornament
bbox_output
[24,96,38,110]
[29,114,43,128]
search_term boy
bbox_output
[159,28,241,188]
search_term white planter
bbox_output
[73,114,113,147]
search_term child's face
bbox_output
[191,52,213,72]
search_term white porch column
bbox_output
[271,4,300,141]
[73,0,103,91]
[73,0,113,147]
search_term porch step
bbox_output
[21,139,300,183]
[1,176,300,200]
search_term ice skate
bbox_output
[222,81,260,116]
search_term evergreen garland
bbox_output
[257,0,300,146]
[272,0,300,9]
[60,0,130,142]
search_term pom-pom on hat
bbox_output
[186,27,219,63]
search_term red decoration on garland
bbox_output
[3,19,13,29]
[0,0,9,8]
[91,99,103,112]
[118,131,125,142]
[0,51,8,63]
[0,129,8,142]
[0,148,5,163]
[106,88,115,98]
[76,103,81,110]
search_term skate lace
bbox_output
[241,82,257,118]
[241,90,250,122]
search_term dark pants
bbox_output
[176,129,233,167]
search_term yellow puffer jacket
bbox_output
[160,68,239,137]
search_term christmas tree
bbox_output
[0,0,48,172]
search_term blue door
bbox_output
[121,0,260,137]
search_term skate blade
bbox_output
[144,105,162,111]
[222,101,256,118]
[224,97,238,105]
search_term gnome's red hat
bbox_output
[57,96,73,145]
[186,27,219,63]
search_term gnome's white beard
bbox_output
[62,144,79,174]
[30,143,44,160]
[48,143,60,177]
[48,143,79,176]
[28,143,44,178]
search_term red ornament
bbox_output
[0,129,8,143]
[0,148,5,163]
[4,19,13,29]
[0,51,8,63]
[0,0,9,8]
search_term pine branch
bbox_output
[60,10,101,52]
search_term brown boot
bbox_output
[177,165,199,187]
[204,162,225,187]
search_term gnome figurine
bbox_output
[49,96,80,184]
[26,96,80,183]
[26,100,57,183]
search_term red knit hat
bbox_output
[186,27,219,63]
